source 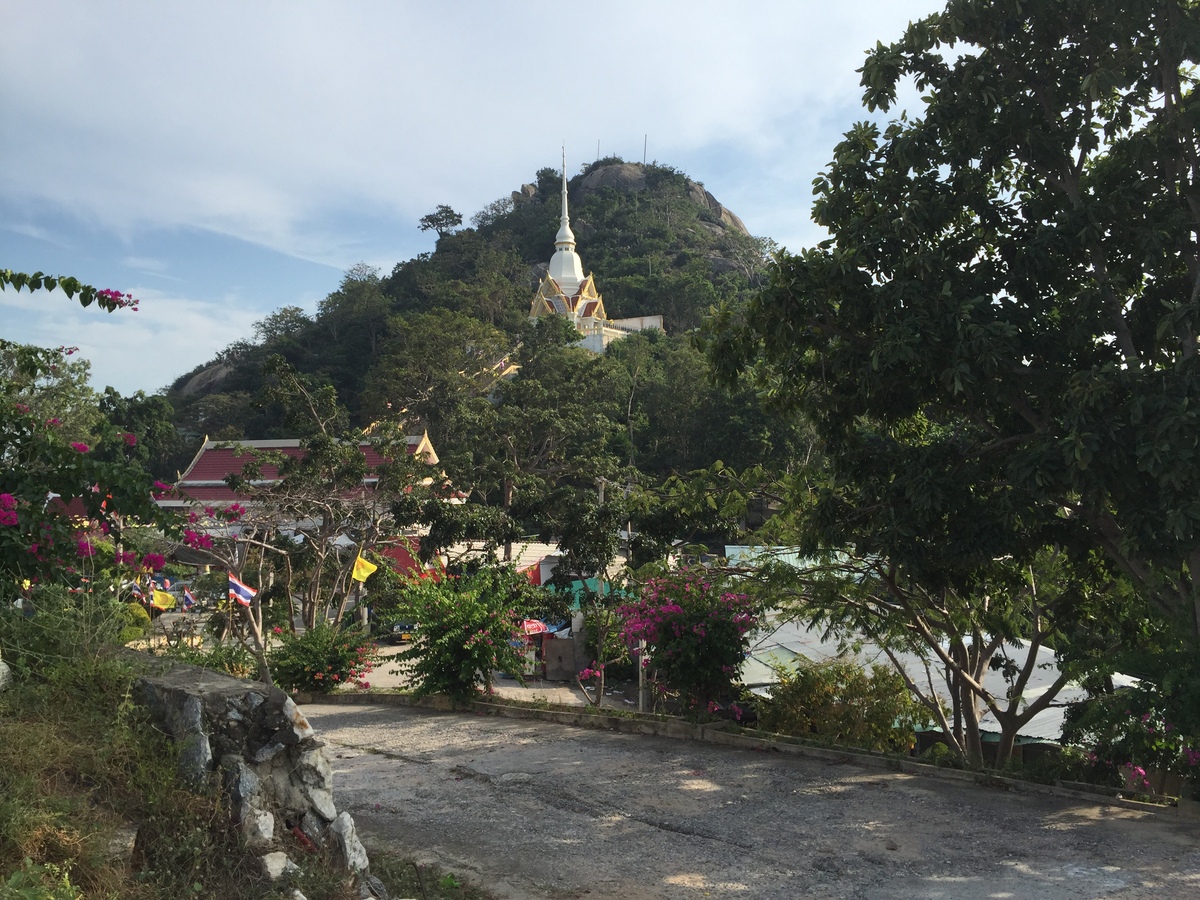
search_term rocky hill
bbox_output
[166,157,773,445]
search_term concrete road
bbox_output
[305,702,1200,900]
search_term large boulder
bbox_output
[577,162,649,195]
[176,362,233,399]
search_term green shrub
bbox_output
[267,625,376,694]
[757,658,922,754]
[395,568,533,704]
[118,602,152,644]
[920,741,962,768]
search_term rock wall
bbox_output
[132,660,386,898]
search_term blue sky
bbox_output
[1,0,943,395]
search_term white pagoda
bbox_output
[529,156,664,352]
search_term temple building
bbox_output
[529,158,664,353]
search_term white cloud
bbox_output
[1,0,946,390]
[1,287,260,396]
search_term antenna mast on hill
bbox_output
[643,134,647,165]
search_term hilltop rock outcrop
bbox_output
[572,162,750,236]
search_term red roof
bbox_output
[181,443,304,483]
[159,435,438,508]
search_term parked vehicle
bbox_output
[386,622,418,644]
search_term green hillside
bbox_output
[162,158,806,517]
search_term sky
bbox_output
[1,0,945,396]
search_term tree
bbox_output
[417,204,463,239]
[94,387,190,481]
[478,317,626,546]
[760,548,1136,767]
[253,305,313,345]
[708,0,1200,638]
[0,343,102,446]
[360,309,511,458]
[233,357,438,630]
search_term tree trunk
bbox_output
[503,477,514,561]
[959,677,985,767]
[993,720,1018,770]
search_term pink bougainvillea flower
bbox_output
[0,494,17,527]
[77,538,95,557]
[183,529,214,550]
[97,288,140,311]
[122,432,137,446]
[140,553,165,571]
[70,442,90,453]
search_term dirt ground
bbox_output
[304,701,1200,900]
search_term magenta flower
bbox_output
[77,538,95,557]
[183,529,214,550]
[70,442,89,453]
[0,496,16,527]
[122,432,137,446]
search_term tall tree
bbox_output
[361,309,510,473]
[468,317,626,549]
[709,0,1200,638]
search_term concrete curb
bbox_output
[295,689,1190,819]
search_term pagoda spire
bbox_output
[547,147,585,294]
[554,147,576,251]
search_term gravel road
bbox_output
[305,702,1199,900]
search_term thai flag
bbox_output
[228,574,257,607]
[130,583,144,600]
[183,587,196,610]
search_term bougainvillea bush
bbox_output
[0,343,168,597]
[1063,682,1200,797]
[619,567,759,709]
[266,624,376,694]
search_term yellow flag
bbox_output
[151,589,177,610]
[351,553,378,583]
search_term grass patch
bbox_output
[0,652,420,899]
